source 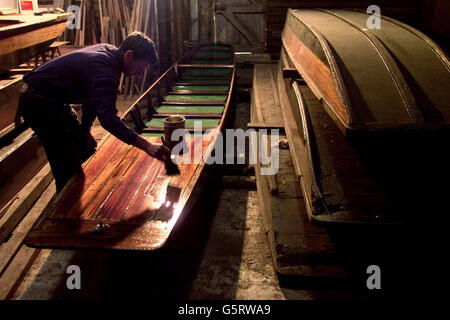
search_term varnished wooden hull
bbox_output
[0,13,71,73]
[282,9,450,134]
[25,44,235,250]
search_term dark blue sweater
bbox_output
[23,44,138,145]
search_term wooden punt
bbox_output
[282,9,450,135]
[0,13,72,74]
[25,44,235,251]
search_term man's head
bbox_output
[119,31,158,76]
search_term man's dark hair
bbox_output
[119,31,158,65]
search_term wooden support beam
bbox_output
[247,122,285,131]
[168,0,177,63]
[198,0,214,44]
[178,64,234,68]
[0,165,52,244]
[0,183,56,300]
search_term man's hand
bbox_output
[145,142,171,162]
[133,135,170,162]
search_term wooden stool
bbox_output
[28,41,70,67]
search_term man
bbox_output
[19,32,170,193]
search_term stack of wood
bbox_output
[121,0,158,98]
[54,0,100,46]
[75,0,100,46]
[98,0,132,46]
[52,0,192,99]
[111,0,192,99]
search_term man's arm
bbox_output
[91,77,170,161]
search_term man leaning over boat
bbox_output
[18,31,170,193]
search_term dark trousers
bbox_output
[19,87,88,193]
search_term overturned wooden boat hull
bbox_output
[282,9,450,135]
[0,13,72,74]
[25,44,235,250]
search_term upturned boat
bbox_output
[282,9,450,135]
[279,9,450,224]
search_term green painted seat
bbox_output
[182,68,232,77]
[194,52,233,59]
[156,105,224,113]
[146,118,220,128]
[191,59,232,65]
[171,85,229,92]
[164,95,227,102]
[178,77,230,84]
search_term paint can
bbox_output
[163,116,186,151]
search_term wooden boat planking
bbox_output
[25,44,236,251]
[0,13,72,74]
[282,9,450,135]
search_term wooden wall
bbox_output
[213,0,266,52]
[0,0,17,9]
[421,0,450,40]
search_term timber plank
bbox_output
[0,164,52,244]
[0,130,47,213]
[0,182,56,299]
[0,244,40,299]
[0,183,55,275]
